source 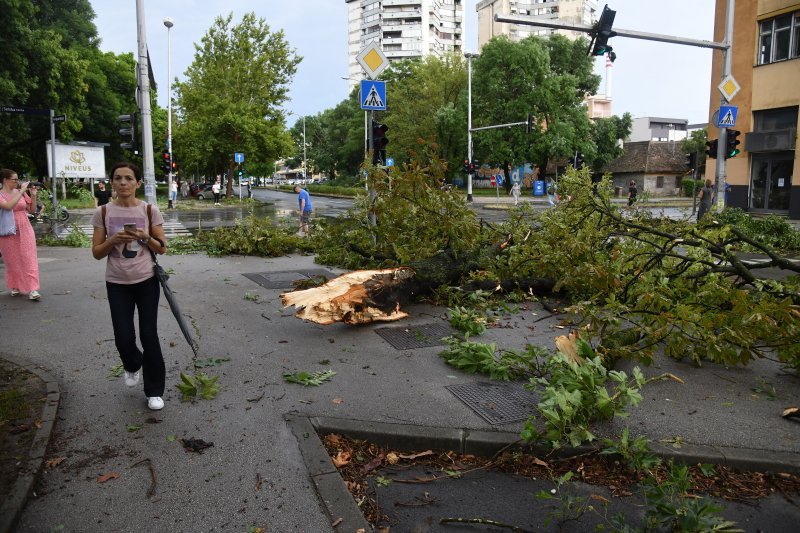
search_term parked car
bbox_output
[192,183,225,200]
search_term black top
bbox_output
[628,185,637,198]
[95,188,112,206]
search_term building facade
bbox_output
[629,117,690,143]
[603,141,688,197]
[346,0,465,87]
[475,0,598,47]
[707,0,800,219]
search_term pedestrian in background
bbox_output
[697,178,715,222]
[294,184,312,235]
[94,180,113,207]
[91,162,168,411]
[0,169,41,300]
[627,180,638,207]
[212,180,221,205]
[169,180,178,207]
[180,180,189,199]
[510,181,521,206]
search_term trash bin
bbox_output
[614,186,622,197]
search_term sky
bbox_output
[89,0,717,127]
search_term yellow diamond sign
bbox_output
[717,75,740,101]
[357,42,389,80]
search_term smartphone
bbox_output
[123,223,137,233]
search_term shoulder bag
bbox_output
[0,193,16,236]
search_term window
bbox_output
[675,176,683,189]
[656,176,664,188]
[758,11,800,64]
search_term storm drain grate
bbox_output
[374,322,454,350]
[242,269,337,290]
[446,381,539,425]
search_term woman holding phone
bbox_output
[0,168,41,300]
[90,162,168,410]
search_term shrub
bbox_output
[682,177,701,197]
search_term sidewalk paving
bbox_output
[1,246,799,532]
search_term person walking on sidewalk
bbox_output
[510,182,521,206]
[697,178,715,222]
[627,180,638,207]
[0,169,41,300]
[94,180,113,207]
[212,180,221,205]
[90,162,168,411]
[294,184,312,235]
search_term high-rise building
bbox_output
[346,0,465,87]
[475,0,598,47]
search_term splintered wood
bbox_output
[281,268,415,325]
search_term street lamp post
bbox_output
[303,115,307,179]
[465,53,479,202]
[164,17,174,208]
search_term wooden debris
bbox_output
[281,268,415,325]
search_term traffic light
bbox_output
[705,139,719,159]
[469,159,477,174]
[590,5,617,62]
[371,121,389,165]
[574,152,585,170]
[526,113,533,134]
[725,129,741,159]
[161,152,171,173]
[685,152,697,171]
[119,112,139,152]
[463,159,470,173]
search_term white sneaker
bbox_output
[29,290,40,300]
[124,370,140,387]
[10,288,20,297]
[147,396,164,410]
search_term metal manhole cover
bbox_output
[374,322,453,350]
[242,269,336,290]
[446,381,539,425]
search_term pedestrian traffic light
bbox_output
[590,5,617,61]
[526,113,533,134]
[463,159,470,173]
[725,129,741,159]
[371,121,389,165]
[119,112,139,152]
[161,152,171,173]
[574,152,585,170]
[470,159,478,174]
[685,152,697,171]
[705,139,718,159]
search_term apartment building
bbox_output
[706,0,800,219]
[345,0,465,86]
[475,0,598,47]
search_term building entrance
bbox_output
[750,154,793,212]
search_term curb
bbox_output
[0,355,61,533]
[285,413,800,531]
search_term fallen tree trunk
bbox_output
[281,268,417,325]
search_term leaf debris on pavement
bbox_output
[180,437,214,453]
[283,369,336,386]
[96,471,119,483]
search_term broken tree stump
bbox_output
[281,268,417,325]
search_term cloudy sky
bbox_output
[90,0,718,126]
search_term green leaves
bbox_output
[283,370,336,387]
[449,306,488,337]
[176,373,221,402]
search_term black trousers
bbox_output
[107,277,165,397]
[213,192,221,203]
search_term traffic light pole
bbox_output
[466,53,476,202]
[714,0,736,209]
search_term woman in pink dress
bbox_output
[0,169,40,300]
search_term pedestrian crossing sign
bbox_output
[360,80,387,111]
[716,105,738,128]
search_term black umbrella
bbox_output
[150,249,199,356]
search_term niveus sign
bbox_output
[46,142,106,178]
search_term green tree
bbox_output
[381,55,468,179]
[173,12,301,195]
[472,35,600,192]
[589,113,633,172]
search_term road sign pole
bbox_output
[136,0,157,205]
[715,0,735,210]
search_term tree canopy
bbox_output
[173,12,301,193]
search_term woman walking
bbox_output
[0,169,41,300]
[91,162,168,410]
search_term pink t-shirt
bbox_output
[90,202,164,284]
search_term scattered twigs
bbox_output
[393,463,493,484]
[130,458,157,498]
[439,517,533,532]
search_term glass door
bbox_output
[750,154,794,211]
